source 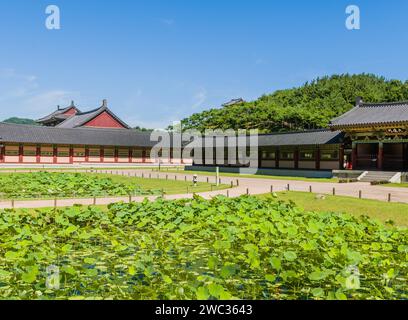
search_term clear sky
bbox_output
[0,0,407,128]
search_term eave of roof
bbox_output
[258,129,344,146]
[0,123,344,149]
[330,101,408,129]
[0,122,153,147]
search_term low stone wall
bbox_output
[186,166,334,178]
[332,170,364,179]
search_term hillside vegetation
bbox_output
[178,74,408,133]
[2,117,38,126]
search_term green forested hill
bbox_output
[178,74,408,133]
[2,117,38,126]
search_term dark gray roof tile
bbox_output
[258,129,344,146]
[0,122,155,147]
[36,105,80,123]
[330,101,408,128]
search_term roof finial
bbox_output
[355,96,363,107]
[57,105,61,110]
[70,100,75,107]
[102,99,108,108]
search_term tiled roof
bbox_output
[36,106,80,123]
[258,129,344,146]
[0,122,155,147]
[195,129,344,147]
[330,101,408,128]
[56,106,130,129]
[222,98,245,107]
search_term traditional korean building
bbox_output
[0,100,162,164]
[330,98,408,171]
[36,99,130,129]
[0,97,406,173]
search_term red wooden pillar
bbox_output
[294,148,299,170]
[339,144,344,170]
[129,149,132,163]
[275,148,280,169]
[315,146,321,170]
[0,144,5,163]
[142,149,146,163]
[114,148,118,163]
[36,145,41,163]
[69,146,74,164]
[352,142,357,170]
[85,147,89,162]
[378,142,384,170]
[19,144,24,163]
[53,145,58,164]
[100,147,104,163]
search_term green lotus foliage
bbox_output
[0,195,406,300]
[0,172,160,199]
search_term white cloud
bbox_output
[0,68,80,119]
[0,68,37,82]
[23,90,80,114]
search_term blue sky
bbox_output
[0,0,407,128]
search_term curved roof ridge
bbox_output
[360,100,408,107]
[258,128,333,137]
[75,105,105,115]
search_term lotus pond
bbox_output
[0,195,406,300]
[0,172,225,199]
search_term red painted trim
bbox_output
[63,107,78,116]
[83,111,126,129]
